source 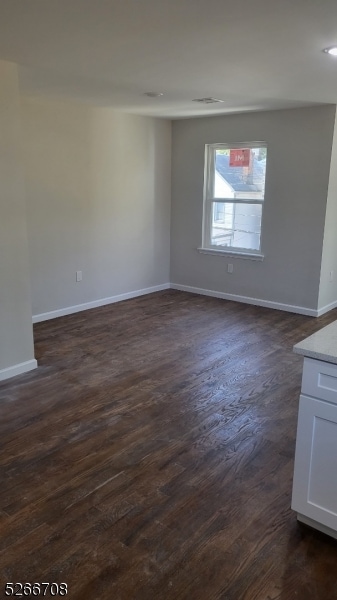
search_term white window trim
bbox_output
[197,247,265,260]
[201,141,267,259]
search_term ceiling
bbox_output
[1,0,337,118]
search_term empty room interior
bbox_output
[2,1,337,598]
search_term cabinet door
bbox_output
[292,394,337,531]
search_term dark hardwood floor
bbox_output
[1,290,337,599]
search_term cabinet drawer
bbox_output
[302,357,337,404]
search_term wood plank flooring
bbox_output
[1,290,337,599]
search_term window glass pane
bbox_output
[211,202,262,251]
[214,147,266,200]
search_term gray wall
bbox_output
[21,97,171,317]
[171,106,336,310]
[318,110,337,311]
[0,61,36,377]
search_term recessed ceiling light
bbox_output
[144,92,164,98]
[323,46,337,56]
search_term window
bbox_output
[201,142,267,257]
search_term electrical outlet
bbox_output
[76,270,82,282]
[227,263,234,274]
[329,270,334,282]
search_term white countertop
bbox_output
[293,320,337,364]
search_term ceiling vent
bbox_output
[144,91,164,97]
[192,97,224,104]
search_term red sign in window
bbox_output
[229,148,251,167]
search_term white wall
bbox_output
[21,97,171,317]
[318,110,337,312]
[171,106,335,312]
[0,61,36,380]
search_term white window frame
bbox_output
[200,141,267,260]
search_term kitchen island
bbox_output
[292,320,337,539]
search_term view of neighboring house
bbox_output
[212,150,267,251]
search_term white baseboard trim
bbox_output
[0,359,38,382]
[170,283,318,317]
[31,282,336,324]
[316,300,337,317]
[32,284,170,323]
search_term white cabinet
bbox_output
[292,357,337,539]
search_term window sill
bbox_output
[197,247,265,261]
